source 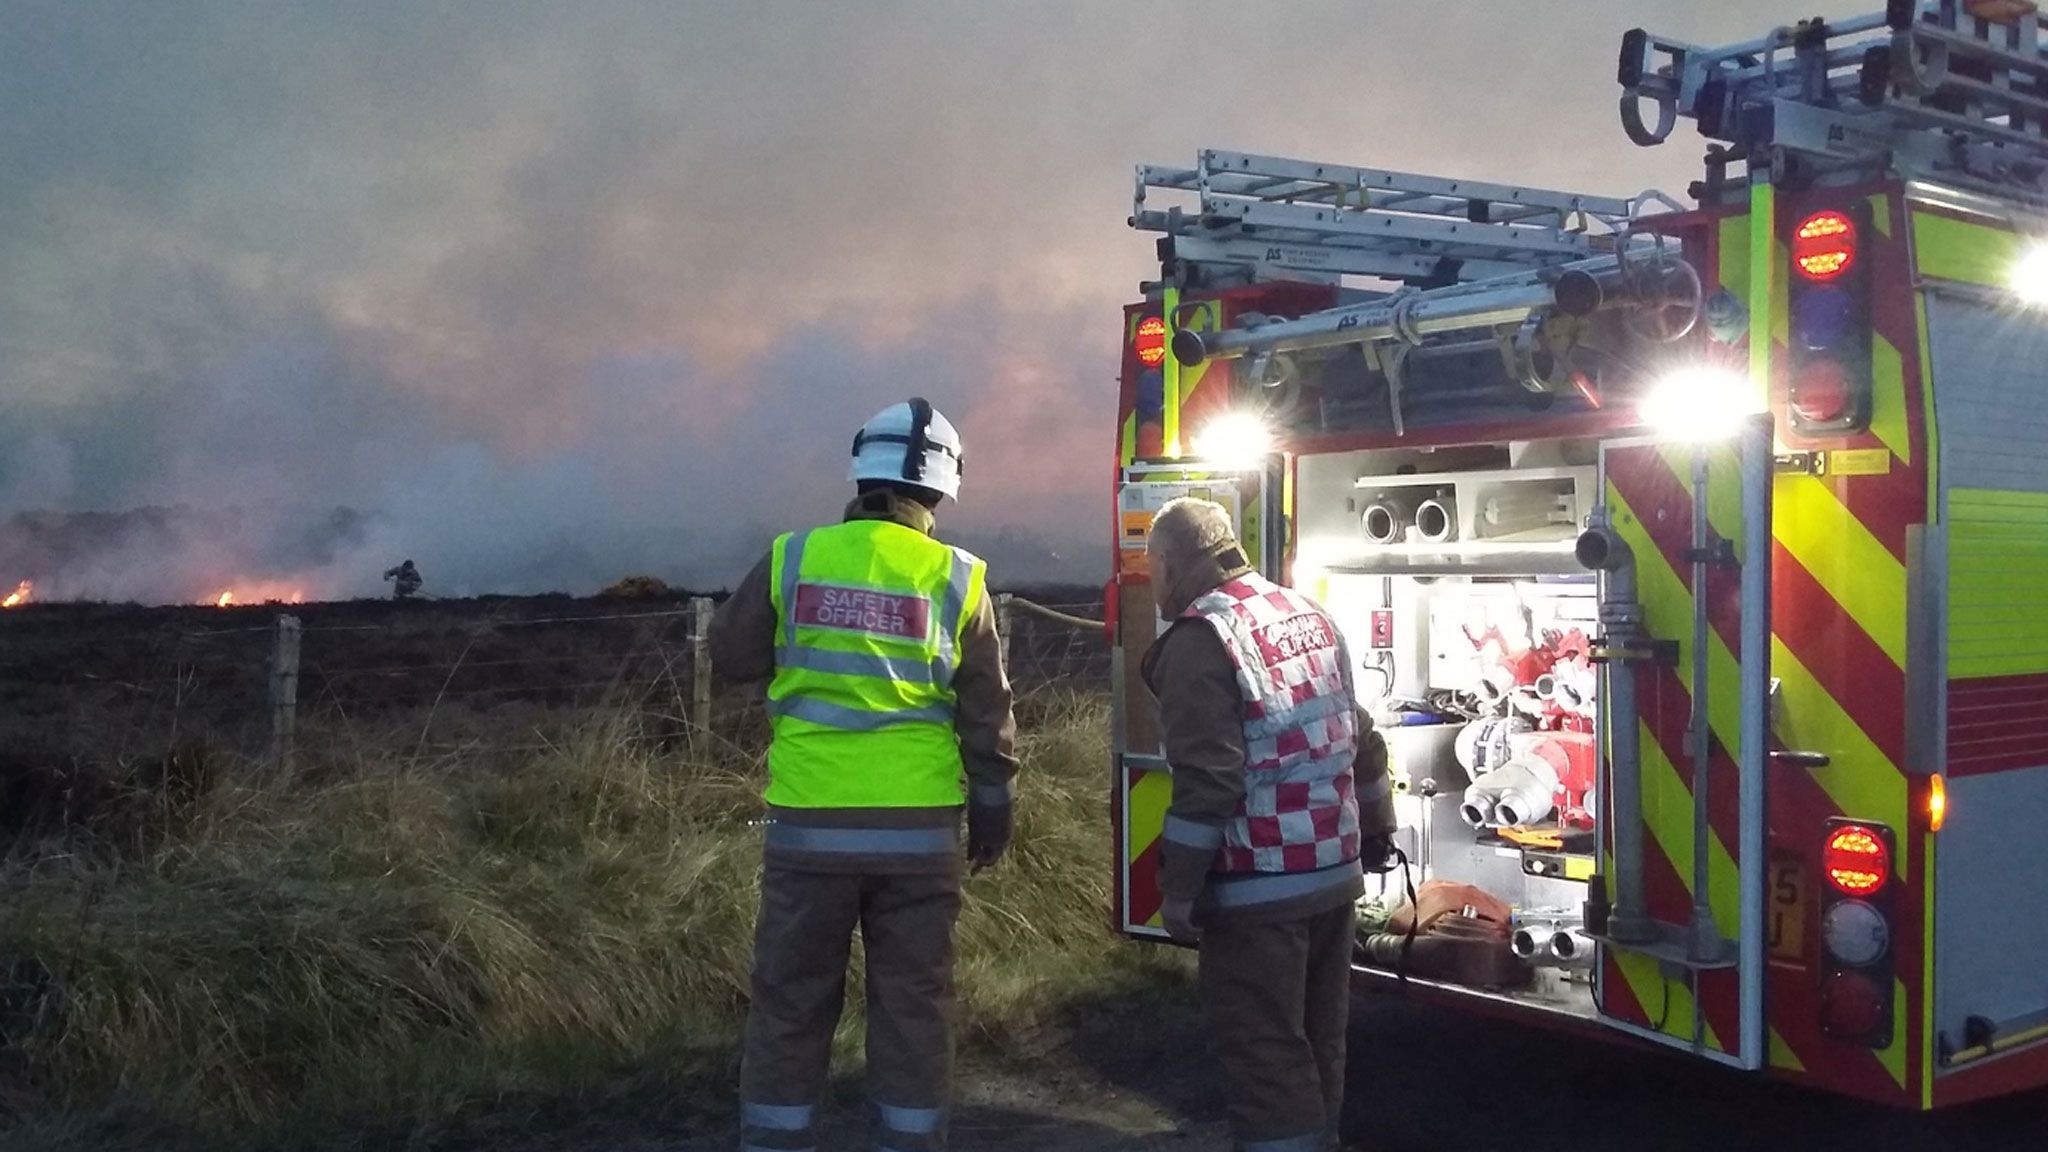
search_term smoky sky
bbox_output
[0,0,1866,602]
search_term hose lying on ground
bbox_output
[1003,597,1104,632]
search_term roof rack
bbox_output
[1131,149,1677,290]
[1621,1,2048,204]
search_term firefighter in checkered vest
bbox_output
[1141,496,1397,1152]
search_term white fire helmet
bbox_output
[848,398,965,501]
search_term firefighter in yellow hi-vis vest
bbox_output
[711,398,1018,1152]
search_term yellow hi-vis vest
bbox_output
[766,518,986,809]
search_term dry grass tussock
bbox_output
[0,690,1188,1145]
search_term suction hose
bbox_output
[1577,515,1652,944]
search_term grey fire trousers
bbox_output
[738,865,963,1151]
[1197,901,1357,1152]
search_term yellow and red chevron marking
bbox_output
[1783,189,1928,1104]
[1599,443,1751,1061]
[1593,188,1928,1104]
[1602,446,1912,1094]
[1121,766,1172,931]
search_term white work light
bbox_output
[1638,366,1756,442]
[1190,411,1275,468]
[2011,242,2048,308]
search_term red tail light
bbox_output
[1824,824,1892,897]
[1785,201,1874,437]
[1134,316,1169,367]
[1818,819,1897,1048]
[1791,361,1853,425]
[1794,211,1859,282]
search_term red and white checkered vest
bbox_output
[1183,574,1361,874]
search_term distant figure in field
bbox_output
[383,560,423,600]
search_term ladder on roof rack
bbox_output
[1131,149,1676,289]
[1621,1,2048,202]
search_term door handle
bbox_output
[1770,750,1831,769]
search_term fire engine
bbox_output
[1108,1,2048,1108]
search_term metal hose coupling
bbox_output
[1574,521,1632,574]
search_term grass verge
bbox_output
[0,690,1190,1149]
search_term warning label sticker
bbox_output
[1828,448,1893,477]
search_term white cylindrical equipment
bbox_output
[1551,663,1594,711]
[1361,497,1416,545]
[1507,687,1549,720]
[1460,780,1500,829]
[1482,489,1563,536]
[1549,926,1594,967]
[1171,258,1621,366]
[1511,924,1557,961]
[1414,496,1459,544]
[1489,756,1563,828]
[1454,714,1530,774]
[1473,666,1518,708]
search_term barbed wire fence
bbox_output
[0,592,1109,770]
[996,594,1111,698]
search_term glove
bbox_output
[1359,834,1397,875]
[1161,895,1203,944]
[967,802,1012,873]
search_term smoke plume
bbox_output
[0,0,1858,601]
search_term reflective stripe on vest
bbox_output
[1209,861,1362,909]
[763,824,959,855]
[1185,574,1362,874]
[766,519,986,810]
[766,695,955,731]
[779,646,951,686]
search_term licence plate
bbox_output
[1768,855,1808,963]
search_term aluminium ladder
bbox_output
[1132,149,1678,291]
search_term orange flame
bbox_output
[204,584,305,607]
[2,581,29,609]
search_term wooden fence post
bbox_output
[269,614,301,771]
[995,593,1015,668]
[690,597,714,735]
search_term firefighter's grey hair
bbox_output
[1148,497,1240,572]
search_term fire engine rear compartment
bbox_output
[1295,439,1608,1022]
[1107,0,2048,1105]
